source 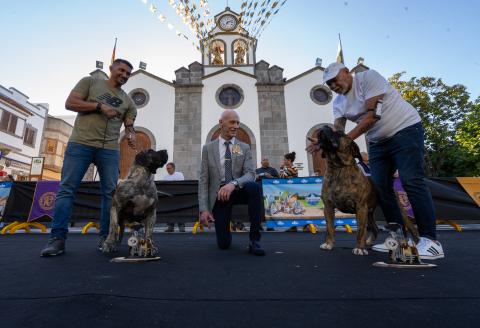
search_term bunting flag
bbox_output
[111,37,117,64]
[336,33,344,64]
[137,0,286,54]
[254,0,287,39]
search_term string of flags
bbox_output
[137,0,287,54]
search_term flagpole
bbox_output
[338,33,343,64]
[111,37,117,65]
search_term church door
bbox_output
[211,127,251,145]
[311,127,327,176]
[119,131,151,179]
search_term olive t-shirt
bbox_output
[68,77,137,150]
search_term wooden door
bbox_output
[119,131,151,179]
[211,128,251,145]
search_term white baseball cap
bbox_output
[323,62,346,84]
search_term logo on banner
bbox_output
[39,192,56,211]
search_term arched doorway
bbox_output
[306,123,330,176]
[119,131,151,179]
[206,123,257,165]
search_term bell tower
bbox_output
[201,7,257,75]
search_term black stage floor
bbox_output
[0,231,478,328]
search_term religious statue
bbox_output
[234,42,247,65]
[211,44,224,65]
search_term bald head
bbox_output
[219,110,240,141]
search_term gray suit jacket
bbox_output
[198,139,255,212]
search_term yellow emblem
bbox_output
[231,144,243,155]
[39,192,56,211]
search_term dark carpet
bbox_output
[0,231,478,328]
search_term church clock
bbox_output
[219,14,238,31]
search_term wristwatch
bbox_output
[96,102,102,113]
[231,179,239,188]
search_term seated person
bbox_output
[279,152,298,178]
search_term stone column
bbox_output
[172,64,204,179]
[255,62,289,169]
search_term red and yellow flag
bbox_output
[111,38,117,64]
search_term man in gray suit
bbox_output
[199,110,265,256]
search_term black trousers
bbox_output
[212,181,262,249]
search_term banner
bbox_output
[456,177,480,207]
[27,181,60,222]
[0,181,13,218]
[393,177,415,217]
[262,177,356,228]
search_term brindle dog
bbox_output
[315,125,418,255]
[102,149,168,253]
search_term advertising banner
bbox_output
[262,177,356,229]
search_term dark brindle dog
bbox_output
[102,149,168,253]
[314,125,418,255]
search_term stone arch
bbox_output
[306,123,332,176]
[206,122,257,164]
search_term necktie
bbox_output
[224,141,233,183]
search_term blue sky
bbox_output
[1,0,479,116]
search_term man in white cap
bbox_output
[311,62,444,260]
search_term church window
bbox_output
[129,88,150,108]
[310,85,333,105]
[216,84,244,109]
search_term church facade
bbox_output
[91,7,367,180]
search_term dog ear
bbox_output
[350,141,363,161]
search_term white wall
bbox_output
[124,72,175,180]
[284,68,367,176]
[201,69,262,167]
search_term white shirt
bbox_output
[162,171,185,181]
[218,136,237,181]
[333,70,421,143]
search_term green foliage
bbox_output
[388,73,479,177]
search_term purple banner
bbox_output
[28,181,60,222]
[393,177,415,218]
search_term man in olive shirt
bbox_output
[41,59,137,257]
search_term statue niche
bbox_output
[233,40,248,65]
[210,40,225,66]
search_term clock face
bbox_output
[219,15,237,31]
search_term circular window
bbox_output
[310,85,333,105]
[215,84,244,109]
[129,88,150,108]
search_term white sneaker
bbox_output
[372,237,413,253]
[416,237,445,260]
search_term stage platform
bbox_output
[0,231,478,327]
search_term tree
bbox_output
[388,73,479,177]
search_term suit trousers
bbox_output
[212,181,262,249]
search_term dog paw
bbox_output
[352,248,368,256]
[320,243,333,251]
[102,241,118,253]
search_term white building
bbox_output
[0,85,48,180]
[63,7,368,180]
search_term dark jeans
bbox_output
[212,182,262,249]
[369,122,436,240]
[51,142,119,239]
